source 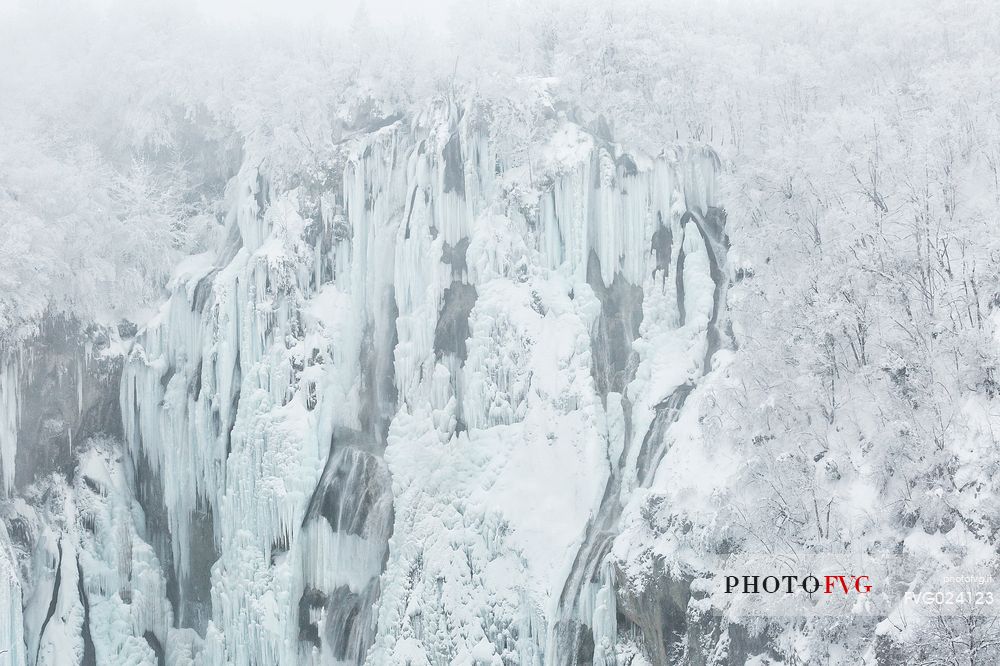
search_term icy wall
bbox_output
[3,101,729,666]
[0,323,174,666]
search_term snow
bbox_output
[111,101,723,663]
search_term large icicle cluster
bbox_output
[112,98,726,665]
[0,101,728,664]
[0,98,723,666]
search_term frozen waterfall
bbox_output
[2,102,727,666]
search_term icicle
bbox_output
[0,355,18,495]
[77,354,83,417]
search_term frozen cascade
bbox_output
[0,99,723,666]
[542,165,728,662]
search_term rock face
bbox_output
[2,318,124,494]
[1,103,733,665]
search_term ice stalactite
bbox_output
[122,162,336,662]
[0,355,18,496]
[120,111,412,661]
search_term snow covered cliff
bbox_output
[1,98,730,665]
[119,102,728,665]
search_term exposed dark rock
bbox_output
[303,445,393,540]
[650,212,673,287]
[441,238,470,282]
[36,539,62,665]
[434,282,478,363]
[77,556,97,666]
[358,287,399,446]
[143,631,166,666]
[181,500,218,633]
[298,587,329,648]
[442,132,465,196]
[586,251,643,402]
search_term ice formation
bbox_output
[1,356,18,495]
[1,101,728,665]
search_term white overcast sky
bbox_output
[0,0,480,30]
[200,0,456,26]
